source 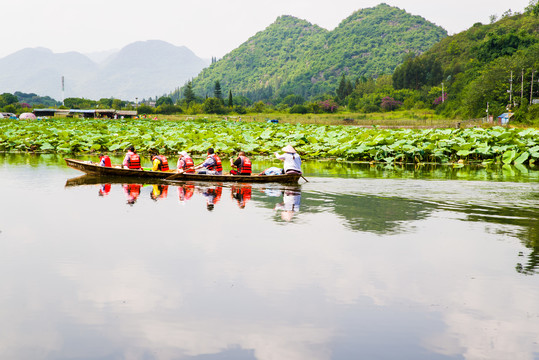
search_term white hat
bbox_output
[282,145,296,153]
[178,151,188,157]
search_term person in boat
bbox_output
[122,146,142,170]
[150,152,169,172]
[229,151,252,176]
[194,148,222,175]
[274,145,302,174]
[98,153,111,167]
[176,151,195,173]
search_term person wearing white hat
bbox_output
[274,145,302,174]
[176,151,195,173]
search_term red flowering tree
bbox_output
[433,93,449,106]
[319,99,339,113]
[380,96,402,111]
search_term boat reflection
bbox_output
[65,175,302,216]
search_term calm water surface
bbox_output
[1,154,538,360]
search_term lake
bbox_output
[1,153,538,360]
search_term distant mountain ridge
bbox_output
[0,40,208,101]
[189,3,448,100]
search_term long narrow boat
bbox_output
[64,158,302,184]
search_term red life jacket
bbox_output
[126,184,141,197]
[207,154,222,172]
[100,155,112,167]
[153,155,169,171]
[242,186,252,201]
[128,153,141,169]
[184,184,195,199]
[182,156,195,173]
[206,186,223,203]
[238,156,252,175]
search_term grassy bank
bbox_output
[151,110,486,128]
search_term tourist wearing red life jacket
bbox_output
[230,151,252,176]
[98,153,112,167]
[150,152,169,171]
[194,148,222,175]
[122,146,142,170]
[176,151,195,173]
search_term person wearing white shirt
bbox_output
[274,145,302,174]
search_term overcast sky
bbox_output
[1,0,530,60]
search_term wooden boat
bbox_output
[64,158,302,184]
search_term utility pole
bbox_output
[531,70,536,106]
[509,71,513,110]
[521,68,524,105]
[61,76,65,106]
[442,82,445,103]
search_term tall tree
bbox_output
[214,80,223,101]
[228,90,233,107]
[184,81,195,104]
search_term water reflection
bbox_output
[150,184,169,201]
[3,155,539,360]
[123,183,142,205]
[199,184,223,211]
[274,189,301,221]
[98,184,111,196]
[178,183,195,202]
[66,174,539,273]
[231,184,252,209]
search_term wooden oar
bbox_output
[301,175,309,183]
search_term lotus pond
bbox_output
[0,153,538,360]
[1,118,538,165]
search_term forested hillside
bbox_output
[187,4,447,101]
[392,5,539,122]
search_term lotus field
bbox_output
[1,118,538,165]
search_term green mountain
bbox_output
[396,7,539,119]
[189,3,447,101]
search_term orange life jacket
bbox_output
[238,156,252,174]
[206,186,223,203]
[153,155,169,171]
[128,153,141,169]
[126,184,141,197]
[100,155,111,167]
[207,154,222,172]
[182,156,195,173]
